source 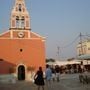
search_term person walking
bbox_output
[55,65,60,82]
[45,64,52,85]
[79,61,85,83]
[51,66,56,82]
[34,67,45,90]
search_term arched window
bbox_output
[19,4,22,11]
[16,16,25,28]
[16,16,19,28]
[21,16,25,28]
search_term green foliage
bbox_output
[46,58,55,63]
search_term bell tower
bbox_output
[10,0,31,30]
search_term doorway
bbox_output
[18,65,25,80]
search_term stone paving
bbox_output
[0,74,90,90]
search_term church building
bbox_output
[0,0,46,80]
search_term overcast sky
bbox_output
[0,0,90,60]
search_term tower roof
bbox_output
[15,0,25,5]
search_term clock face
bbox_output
[18,32,25,38]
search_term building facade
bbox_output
[77,39,90,59]
[0,0,46,80]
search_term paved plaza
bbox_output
[0,74,90,90]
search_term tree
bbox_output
[46,58,55,63]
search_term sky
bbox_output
[0,0,90,60]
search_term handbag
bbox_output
[34,76,38,84]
